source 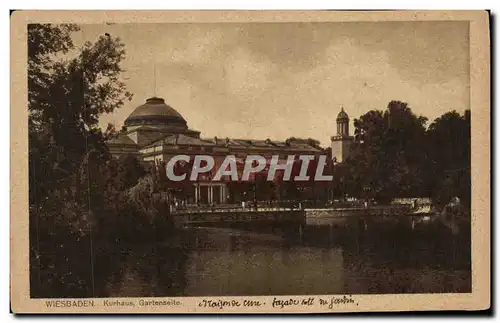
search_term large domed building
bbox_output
[108,97,201,156]
[107,96,347,204]
[107,96,325,161]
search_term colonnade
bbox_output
[194,183,227,204]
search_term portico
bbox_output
[194,182,227,205]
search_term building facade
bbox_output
[108,97,351,204]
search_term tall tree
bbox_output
[28,24,132,212]
[344,101,428,203]
[28,24,136,297]
[426,110,471,208]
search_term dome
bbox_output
[124,97,188,129]
[336,107,349,121]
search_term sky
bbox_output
[73,22,469,146]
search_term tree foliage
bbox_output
[425,110,471,208]
[28,24,133,215]
[344,101,428,203]
[27,24,151,298]
[341,101,470,208]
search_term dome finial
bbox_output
[336,106,349,121]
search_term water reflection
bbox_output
[103,243,188,297]
[103,220,471,296]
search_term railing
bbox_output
[170,200,434,216]
[171,208,306,225]
[171,206,303,215]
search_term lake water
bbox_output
[104,221,471,297]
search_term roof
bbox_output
[124,97,187,128]
[205,137,322,152]
[163,134,216,147]
[107,134,137,146]
[141,133,322,153]
[336,107,349,121]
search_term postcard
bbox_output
[10,10,490,313]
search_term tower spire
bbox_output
[331,106,353,163]
[336,106,349,136]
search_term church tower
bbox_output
[331,107,354,163]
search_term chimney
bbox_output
[214,136,218,145]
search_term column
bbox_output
[194,184,198,203]
[209,185,213,204]
[220,185,225,204]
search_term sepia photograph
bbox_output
[10,10,490,313]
